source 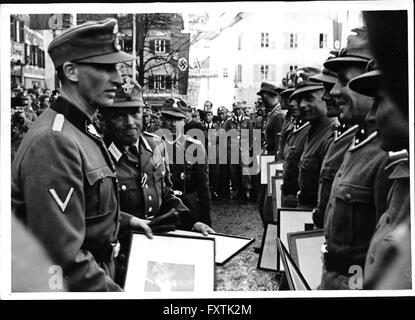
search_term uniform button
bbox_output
[345,193,352,201]
[121,185,127,191]
[162,171,165,176]
[385,216,391,224]
[115,179,119,183]
[148,207,153,213]
[148,195,152,201]
[145,184,149,189]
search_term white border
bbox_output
[1,0,414,300]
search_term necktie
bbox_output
[129,145,140,159]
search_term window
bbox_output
[260,65,269,81]
[155,75,166,89]
[289,65,298,72]
[148,75,172,90]
[154,39,166,53]
[223,68,228,78]
[235,65,242,82]
[319,33,328,49]
[238,34,242,50]
[289,33,298,48]
[261,32,269,48]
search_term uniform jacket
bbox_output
[298,118,336,207]
[324,132,391,272]
[364,155,411,289]
[281,121,310,195]
[265,105,284,156]
[224,115,253,161]
[164,134,211,226]
[278,113,294,160]
[105,133,191,228]
[12,97,122,291]
[313,124,359,228]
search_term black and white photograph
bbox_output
[0,0,413,307]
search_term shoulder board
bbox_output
[143,131,162,140]
[51,113,65,132]
[185,135,202,145]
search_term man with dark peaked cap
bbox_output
[320,28,392,289]
[292,67,337,209]
[159,98,214,228]
[351,11,411,290]
[97,77,212,285]
[12,18,134,291]
[215,106,231,199]
[277,77,293,161]
[280,72,310,208]
[309,52,360,228]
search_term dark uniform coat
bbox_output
[322,132,391,289]
[312,124,359,228]
[264,105,284,156]
[164,134,212,226]
[364,155,411,289]
[12,97,122,291]
[298,118,336,207]
[278,113,294,160]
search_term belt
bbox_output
[82,240,120,263]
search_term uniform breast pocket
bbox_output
[153,164,166,201]
[299,156,320,188]
[118,179,139,214]
[84,166,117,220]
[331,184,372,244]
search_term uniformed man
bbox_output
[320,28,392,289]
[350,11,410,289]
[215,106,231,199]
[291,67,337,208]
[277,78,292,161]
[12,18,134,291]
[202,101,219,200]
[160,98,213,227]
[142,104,153,132]
[97,77,213,285]
[224,102,253,201]
[309,53,360,228]
[11,106,32,162]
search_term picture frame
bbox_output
[267,161,283,196]
[260,154,276,184]
[287,229,325,290]
[257,223,279,271]
[277,208,314,270]
[277,238,311,290]
[167,230,254,265]
[124,232,215,293]
[271,176,283,221]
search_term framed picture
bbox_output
[260,155,276,184]
[124,232,215,293]
[287,229,325,290]
[267,161,283,196]
[167,230,254,265]
[271,176,283,221]
[277,238,311,290]
[277,208,314,270]
[257,223,279,271]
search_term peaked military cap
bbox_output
[349,59,381,97]
[290,66,323,100]
[256,82,279,96]
[324,28,373,72]
[161,98,188,119]
[48,18,134,68]
[108,76,145,108]
[217,106,227,114]
[310,51,339,85]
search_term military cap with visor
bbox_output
[161,98,188,119]
[257,82,280,96]
[217,106,227,114]
[348,59,381,97]
[102,76,145,108]
[324,28,372,72]
[48,18,135,68]
[309,51,339,85]
[289,67,323,100]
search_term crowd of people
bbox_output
[10,11,410,292]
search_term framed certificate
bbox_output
[287,229,324,290]
[277,238,311,290]
[271,176,283,221]
[260,155,276,184]
[257,223,279,271]
[167,230,254,265]
[277,208,314,270]
[267,161,283,196]
[124,232,215,293]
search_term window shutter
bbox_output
[149,40,155,54]
[11,18,16,41]
[25,43,30,65]
[148,76,154,89]
[253,64,260,82]
[165,40,170,54]
[19,21,25,43]
[270,64,276,81]
[166,75,172,89]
